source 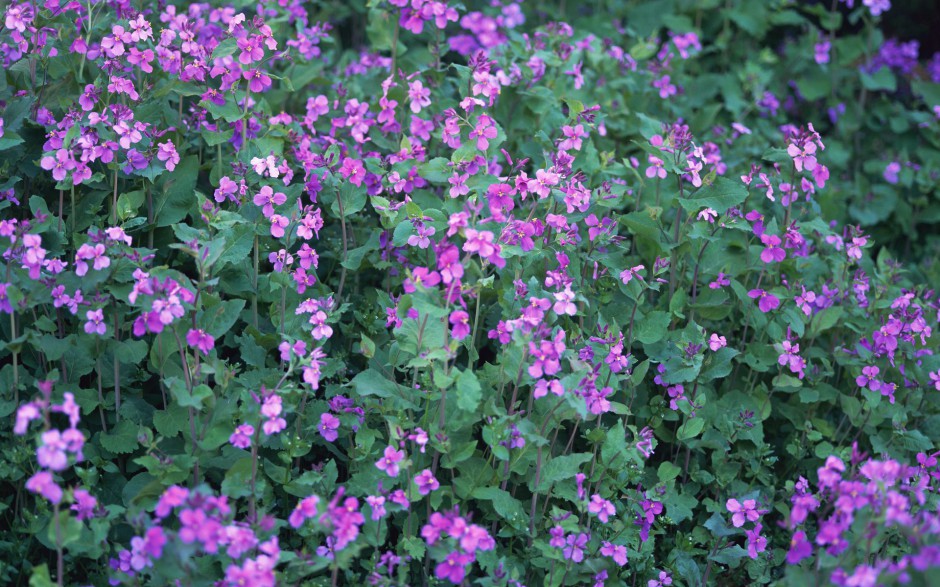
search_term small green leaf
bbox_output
[677,418,705,441]
[658,461,682,482]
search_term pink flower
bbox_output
[646,156,667,179]
[318,413,340,442]
[619,265,645,285]
[340,158,365,186]
[156,141,180,171]
[726,498,761,527]
[746,524,767,559]
[84,309,106,335]
[414,469,440,495]
[787,140,817,172]
[26,471,62,503]
[748,289,780,312]
[469,114,498,151]
[186,329,215,355]
[289,495,320,528]
[760,233,786,263]
[375,445,405,477]
[268,214,289,238]
[708,333,727,351]
[552,286,577,316]
[449,310,471,341]
[435,551,473,584]
[588,494,616,523]
[229,424,254,449]
[697,208,718,223]
[407,80,431,114]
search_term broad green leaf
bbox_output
[455,369,482,412]
[678,177,748,214]
[534,453,592,492]
[154,155,198,227]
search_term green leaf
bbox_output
[350,369,401,399]
[100,420,139,454]
[28,565,56,587]
[199,298,246,339]
[169,379,213,409]
[114,340,148,364]
[809,306,843,337]
[153,404,188,438]
[472,486,528,529]
[860,68,896,92]
[704,512,737,538]
[455,369,482,412]
[154,155,198,227]
[222,457,256,499]
[677,417,705,441]
[209,224,254,269]
[635,311,671,345]
[658,461,682,482]
[535,453,592,492]
[678,177,748,214]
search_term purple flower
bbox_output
[26,471,62,503]
[84,309,107,335]
[289,495,320,528]
[563,532,589,562]
[726,498,761,527]
[186,329,215,356]
[414,469,440,495]
[318,413,340,442]
[601,541,628,565]
[375,445,405,477]
[748,289,780,312]
[434,551,473,584]
[746,523,767,559]
[760,233,786,263]
[366,495,387,520]
[71,488,99,520]
[588,494,616,523]
[786,530,813,564]
[229,424,254,449]
[449,310,471,340]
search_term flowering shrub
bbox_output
[1,1,940,586]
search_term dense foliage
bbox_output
[2,0,940,586]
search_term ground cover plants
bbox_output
[2,0,940,585]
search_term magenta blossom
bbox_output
[726,498,762,527]
[375,445,405,477]
[748,289,780,312]
[229,424,254,449]
[414,469,440,495]
[186,329,215,356]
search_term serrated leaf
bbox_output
[100,420,139,454]
[535,453,592,492]
[473,486,528,529]
[636,311,671,345]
